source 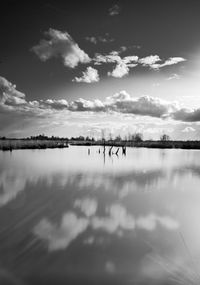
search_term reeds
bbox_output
[0,139,69,151]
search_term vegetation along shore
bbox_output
[1,134,200,151]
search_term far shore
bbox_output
[1,138,200,151]
[0,139,69,151]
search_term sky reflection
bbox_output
[0,147,200,284]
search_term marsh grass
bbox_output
[0,139,68,151]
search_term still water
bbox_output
[1,146,200,285]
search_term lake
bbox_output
[0,146,200,285]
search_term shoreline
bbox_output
[0,139,69,151]
[1,139,200,151]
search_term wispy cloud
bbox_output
[85,33,114,44]
[109,4,120,16]
[166,73,180,80]
[72,67,99,83]
[181,126,195,132]
[139,55,186,70]
[31,28,90,68]
[92,52,185,78]
[151,57,186,70]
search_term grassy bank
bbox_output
[1,139,200,151]
[0,139,69,151]
[70,140,200,149]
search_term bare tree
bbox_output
[160,134,170,141]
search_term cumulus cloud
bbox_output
[108,62,129,78]
[109,4,120,16]
[0,76,26,106]
[2,75,200,124]
[172,108,200,122]
[103,90,176,118]
[40,99,69,110]
[34,212,89,251]
[93,51,138,78]
[72,67,99,83]
[74,197,98,217]
[68,98,104,112]
[31,28,90,68]
[59,90,175,118]
[139,55,161,67]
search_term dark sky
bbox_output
[1,0,200,138]
[1,0,199,100]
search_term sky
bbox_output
[1,0,200,139]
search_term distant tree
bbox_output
[160,134,170,141]
[134,132,143,142]
[108,132,113,141]
[101,129,105,141]
[77,136,85,141]
[114,135,122,142]
[129,132,143,142]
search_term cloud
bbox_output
[31,28,90,68]
[40,99,69,110]
[181,126,196,132]
[74,197,98,217]
[166,73,180,80]
[0,76,27,106]
[2,75,200,124]
[105,261,116,274]
[33,212,89,251]
[136,213,179,231]
[91,205,179,234]
[93,51,138,78]
[85,36,97,44]
[151,57,186,70]
[104,91,175,118]
[93,52,184,77]
[91,204,135,233]
[139,55,161,67]
[139,55,186,70]
[34,204,179,251]
[72,67,99,83]
[63,91,174,118]
[172,108,200,122]
[109,4,120,16]
[85,34,114,44]
[108,62,129,78]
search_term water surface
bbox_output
[1,146,200,285]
